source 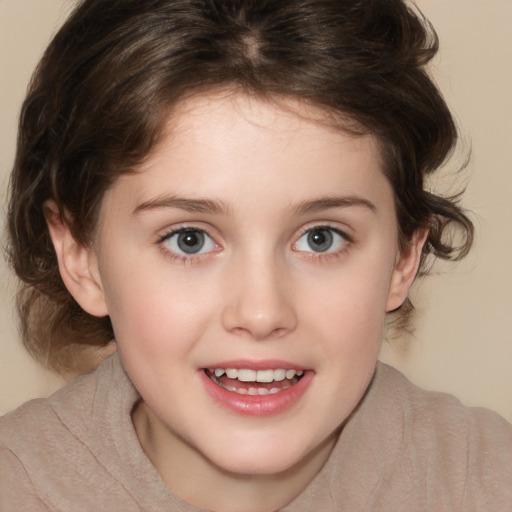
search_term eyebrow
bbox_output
[132,194,376,216]
[133,195,230,215]
[291,195,377,215]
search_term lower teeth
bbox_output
[208,373,297,395]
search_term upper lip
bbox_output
[202,359,308,371]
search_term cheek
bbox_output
[298,255,394,364]
[303,260,393,328]
[101,264,217,355]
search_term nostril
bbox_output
[221,300,298,340]
[226,324,293,341]
[269,327,291,339]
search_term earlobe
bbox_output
[386,229,428,312]
[44,201,109,318]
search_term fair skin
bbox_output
[46,92,426,512]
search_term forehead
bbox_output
[158,91,377,160]
[99,91,392,221]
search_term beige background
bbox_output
[1,0,511,421]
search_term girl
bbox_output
[1,0,511,510]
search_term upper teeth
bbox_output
[213,368,304,382]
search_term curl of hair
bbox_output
[6,0,473,374]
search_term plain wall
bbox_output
[1,0,511,420]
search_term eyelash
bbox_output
[157,226,220,264]
[293,224,352,262]
[156,224,352,263]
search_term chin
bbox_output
[204,435,325,477]
[216,455,301,477]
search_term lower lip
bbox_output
[199,370,313,417]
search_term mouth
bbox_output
[204,367,305,396]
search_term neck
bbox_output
[132,401,337,512]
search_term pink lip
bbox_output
[204,359,308,371]
[199,365,313,417]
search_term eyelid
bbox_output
[292,223,352,255]
[155,222,352,262]
[157,225,221,261]
[295,222,352,243]
[157,222,217,243]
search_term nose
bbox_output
[221,255,298,341]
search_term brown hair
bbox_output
[6,0,473,374]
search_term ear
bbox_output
[386,228,428,312]
[44,200,109,317]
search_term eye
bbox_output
[294,227,346,253]
[161,228,217,256]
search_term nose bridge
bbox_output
[221,247,297,340]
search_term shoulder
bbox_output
[0,354,145,510]
[0,371,96,510]
[0,361,106,489]
[374,363,512,507]
[0,371,95,456]
[323,363,512,510]
[0,354,116,452]
[376,362,512,446]
[0,445,50,511]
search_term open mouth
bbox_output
[204,368,305,396]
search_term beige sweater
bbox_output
[1,353,511,511]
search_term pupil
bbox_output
[177,231,205,254]
[307,229,333,252]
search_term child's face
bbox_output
[77,92,421,478]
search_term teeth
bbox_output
[225,368,238,378]
[208,371,300,395]
[273,369,286,381]
[256,369,274,383]
[238,369,257,382]
[211,368,304,383]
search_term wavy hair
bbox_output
[6,0,473,374]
